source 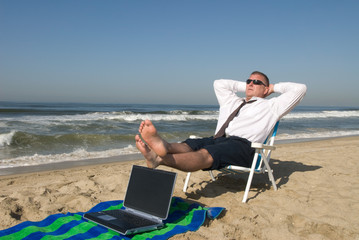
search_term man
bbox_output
[135,71,307,172]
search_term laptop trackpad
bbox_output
[98,215,117,221]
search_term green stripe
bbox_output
[41,221,97,240]
[0,215,78,240]
[131,207,198,240]
[103,203,124,211]
[169,201,200,213]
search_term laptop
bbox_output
[84,165,177,235]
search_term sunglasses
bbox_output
[246,79,267,86]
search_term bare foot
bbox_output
[135,135,160,168]
[138,120,168,157]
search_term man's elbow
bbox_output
[299,83,307,96]
[213,79,223,88]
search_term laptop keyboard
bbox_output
[105,209,158,227]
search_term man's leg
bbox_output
[139,120,193,156]
[135,120,215,172]
[160,149,213,172]
[135,135,213,171]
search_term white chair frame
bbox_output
[183,122,279,203]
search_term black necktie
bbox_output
[214,99,256,139]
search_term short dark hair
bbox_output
[251,71,269,86]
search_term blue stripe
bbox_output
[22,219,82,240]
[0,213,70,237]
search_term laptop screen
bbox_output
[124,165,177,219]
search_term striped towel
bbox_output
[0,197,224,240]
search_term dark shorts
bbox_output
[183,136,255,170]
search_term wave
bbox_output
[104,112,218,122]
[0,131,134,148]
[0,145,139,168]
[0,131,16,147]
[277,130,359,140]
[284,110,359,119]
[1,111,219,125]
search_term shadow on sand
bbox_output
[184,159,322,202]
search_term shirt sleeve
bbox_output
[213,79,246,106]
[272,82,307,118]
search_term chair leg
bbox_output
[267,170,277,191]
[183,172,191,192]
[209,170,216,181]
[242,152,259,203]
[262,157,277,191]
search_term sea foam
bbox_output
[277,130,359,141]
[284,110,359,119]
[0,145,139,168]
[0,131,16,147]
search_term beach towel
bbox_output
[0,197,224,240]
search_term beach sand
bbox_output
[1,136,358,239]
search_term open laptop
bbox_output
[84,165,177,235]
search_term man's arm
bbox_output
[270,82,307,118]
[213,79,246,106]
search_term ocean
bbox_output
[1,101,359,170]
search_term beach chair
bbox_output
[183,121,279,203]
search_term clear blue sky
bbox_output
[1,0,358,106]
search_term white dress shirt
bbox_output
[213,79,307,143]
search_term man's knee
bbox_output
[182,142,193,152]
[197,148,213,167]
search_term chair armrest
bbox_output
[251,142,276,150]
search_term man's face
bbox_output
[245,74,269,100]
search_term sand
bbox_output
[0,136,359,239]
